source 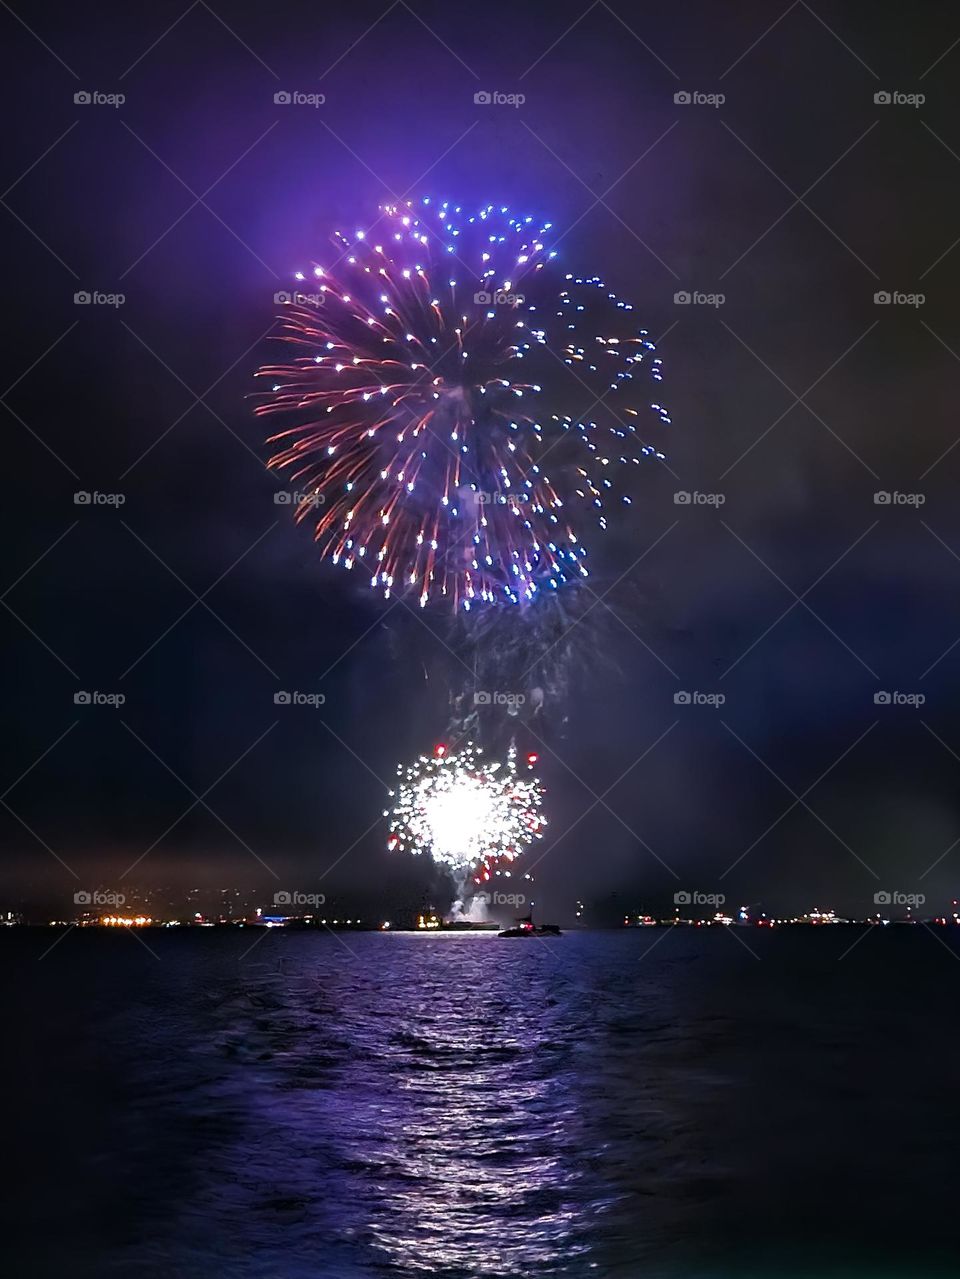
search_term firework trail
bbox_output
[385,741,544,885]
[255,199,668,612]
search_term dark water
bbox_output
[3,927,958,1278]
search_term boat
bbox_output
[497,912,562,938]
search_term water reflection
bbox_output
[8,928,959,1277]
[351,936,595,1273]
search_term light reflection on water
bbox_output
[5,927,960,1278]
[195,930,629,1276]
[354,937,597,1274]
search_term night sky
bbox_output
[3,0,960,920]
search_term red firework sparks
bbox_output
[255,199,668,610]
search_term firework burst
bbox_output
[255,198,668,610]
[385,741,545,880]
